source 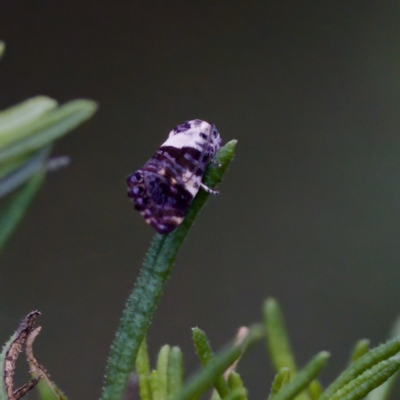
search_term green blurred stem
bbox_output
[100,141,237,400]
[0,171,46,253]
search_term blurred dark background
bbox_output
[1,1,400,399]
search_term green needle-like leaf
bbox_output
[192,327,230,398]
[0,41,5,60]
[268,367,291,399]
[0,146,51,200]
[350,339,370,364]
[319,338,400,400]
[100,140,237,400]
[136,339,152,400]
[263,298,297,374]
[167,347,183,400]
[33,376,67,400]
[150,370,161,400]
[365,317,400,400]
[263,298,311,400]
[175,324,264,400]
[308,380,322,400]
[0,154,31,180]
[157,345,170,400]
[269,352,330,400]
[325,355,400,400]
[222,389,248,400]
[0,96,57,142]
[228,372,247,400]
[0,99,98,163]
[0,171,45,253]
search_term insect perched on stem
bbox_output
[127,119,222,234]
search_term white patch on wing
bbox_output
[162,121,212,150]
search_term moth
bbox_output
[127,119,222,234]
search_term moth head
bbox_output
[169,119,212,138]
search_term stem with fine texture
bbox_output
[100,140,237,400]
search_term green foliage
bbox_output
[136,339,152,400]
[269,352,330,400]
[269,368,291,399]
[100,140,238,400]
[0,45,97,255]
[0,91,97,252]
[176,324,264,400]
[264,298,297,375]
[0,171,46,252]
[167,347,183,400]
[350,339,371,364]
[0,43,97,400]
[192,327,230,398]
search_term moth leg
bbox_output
[200,183,219,195]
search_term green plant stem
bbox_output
[100,140,237,400]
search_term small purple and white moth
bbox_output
[127,119,222,234]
